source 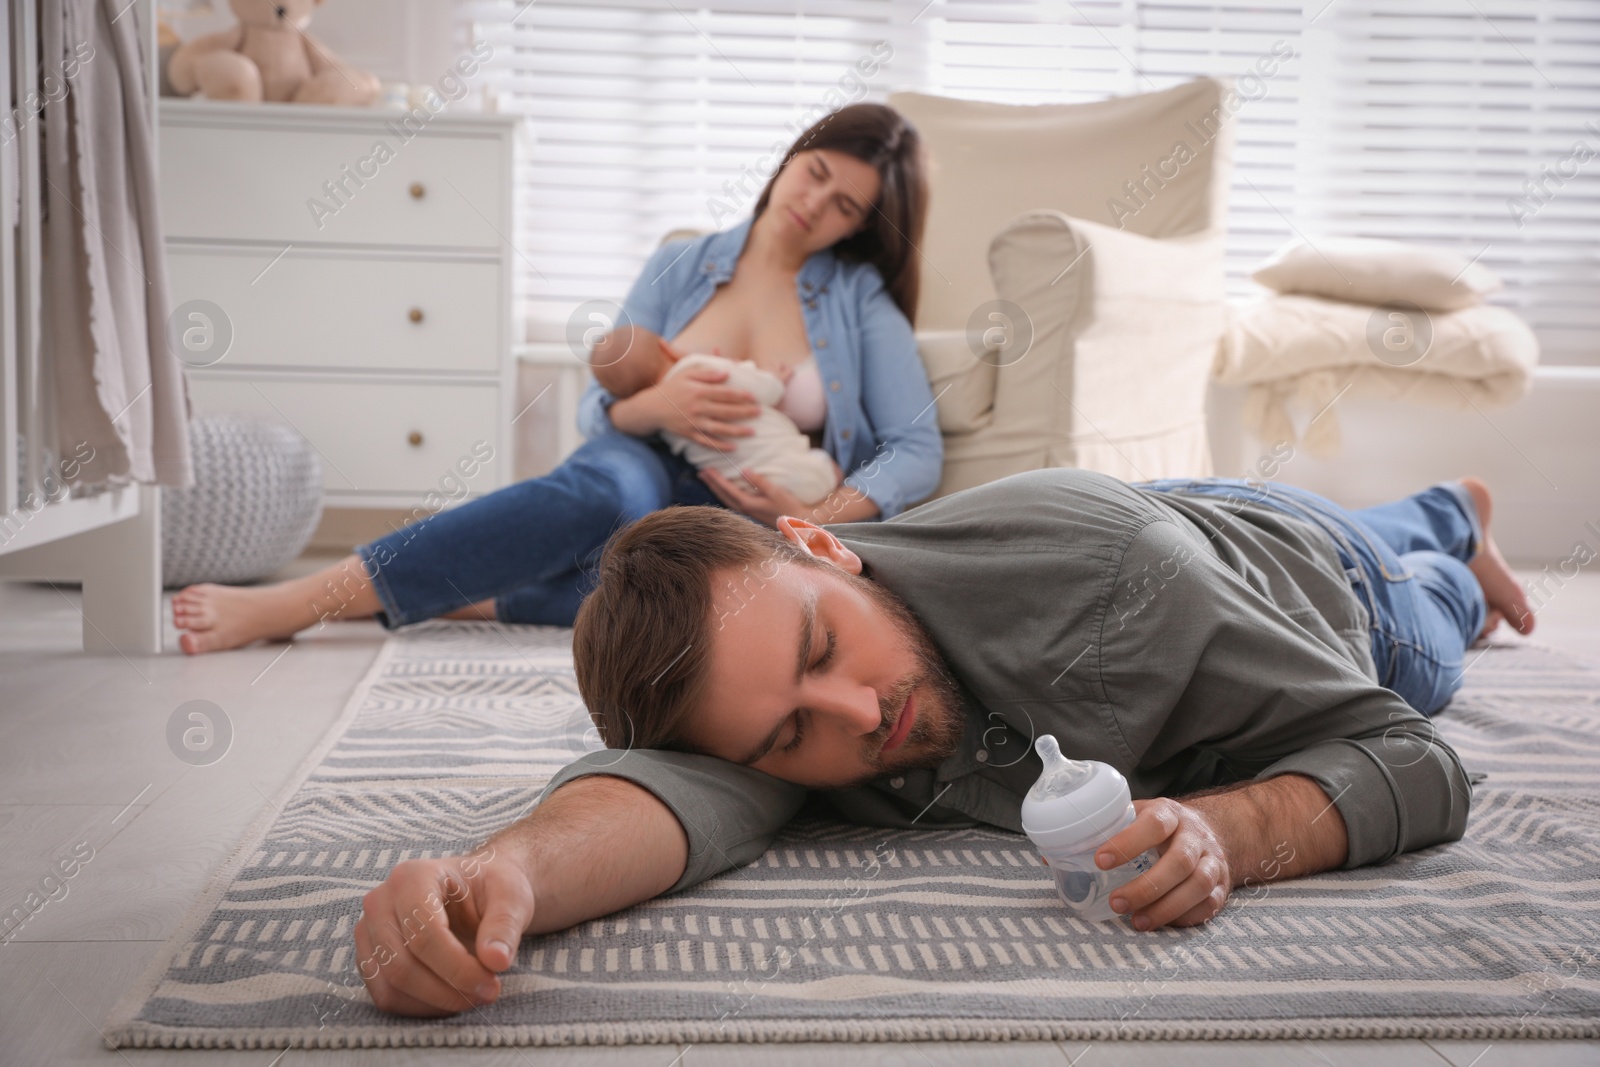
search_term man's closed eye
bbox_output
[782,629,835,753]
[782,711,807,754]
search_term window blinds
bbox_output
[1301,2,1600,367]
[455,0,1598,366]
[456,0,900,335]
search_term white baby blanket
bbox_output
[661,353,839,505]
[1214,293,1539,456]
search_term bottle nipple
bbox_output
[1029,734,1095,802]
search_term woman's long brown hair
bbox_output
[753,103,929,326]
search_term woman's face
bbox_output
[765,148,882,254]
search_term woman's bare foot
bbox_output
[172,583,316,654]
[172,554,381,654]
[1459,476,1535,638]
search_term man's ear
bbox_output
[776,516,862,575]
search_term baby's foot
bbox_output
[1460,477,1534,638]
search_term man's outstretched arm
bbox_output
[355,775,686,1016]
[1092,772,1349,930]
[1098,520,1473,924]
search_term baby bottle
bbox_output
[1021,734,1160,922]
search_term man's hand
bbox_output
[355,774,690,1017]
[1094,798,1233,931]
[354,845,533,1017]
[1094,773,1350,932]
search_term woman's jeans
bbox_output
[356,431,723,628]
[1138,479,1487,717]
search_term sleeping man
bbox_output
[353,467,1533,1016]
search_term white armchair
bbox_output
[890,78,1235,496]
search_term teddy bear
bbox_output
[168,0,379,107]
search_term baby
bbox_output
[591,331,841,505]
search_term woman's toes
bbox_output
[173,587,218,630]
[179,630,218,655]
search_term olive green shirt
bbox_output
[542,469,1472,893]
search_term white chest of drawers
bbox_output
[159,99,518,508]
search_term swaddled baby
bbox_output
[592,335,841,505]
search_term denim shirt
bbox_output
[575,218,944,519]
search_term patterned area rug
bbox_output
[106,623,1600,1048]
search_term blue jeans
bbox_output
[356,432,723,628]
[1138,479,1487,716]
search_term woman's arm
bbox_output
[603,331,760,449]
[607,376,758,448]
[806,482,881,524]
[699,467,881,527]
[576,240,683,439]
[697,267,939,525]
[842,269,944,519]
[577,244,758,444]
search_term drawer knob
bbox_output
[408,307,425,324]
[407,431,424,447]
[409,182,426,199]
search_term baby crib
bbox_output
[0,0,167,654]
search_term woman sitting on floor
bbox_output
[171,103,942,653]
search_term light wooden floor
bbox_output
[2,567,1597,1065]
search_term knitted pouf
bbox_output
[162,414,323,588]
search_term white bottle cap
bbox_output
[1020,735,1134,855]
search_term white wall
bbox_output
[1209,369,1600,567]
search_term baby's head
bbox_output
[590,326,673,398]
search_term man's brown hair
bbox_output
[572,507,822,755]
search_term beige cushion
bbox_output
[915,330,998,435]
[1251,236,1502,311]
[937,210,1224,495]
[891,78,1235,332]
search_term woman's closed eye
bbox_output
[810,161,863,219]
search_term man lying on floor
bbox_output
[354,468,1534,1016]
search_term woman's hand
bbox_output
[607,355,760,451]
[704,465,882,526]
[700,467,812,527]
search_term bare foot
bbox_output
[172,583,317,654]
[172,553,381,654]
[1460,476,1535,638]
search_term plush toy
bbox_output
[168,0,379,107]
